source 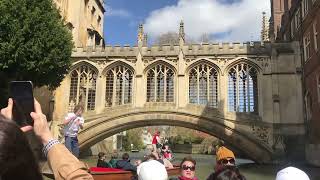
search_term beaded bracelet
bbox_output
[43,139,60,157]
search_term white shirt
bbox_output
[63,113,84,137]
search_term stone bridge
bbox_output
[49,24,305,163]
[79,104,273,163]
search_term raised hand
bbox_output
[0,98,32,132]
[30,99,53,145]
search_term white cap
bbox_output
[138,160,168,180]
[276,167,310,180]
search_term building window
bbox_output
[98,16,101,27]
[290,20,295,38]
[69,64,97,111]
[105,65,133,107]
[228,63,258,113]
[91,7,96,22]
[302,0,309,18]
[294,9,301,30]
[313,21,318,51]
[146,64,174,102]
[317,76,320,103]
[189,63,218,108]
[305,92,312,121]
[303,33,311,61]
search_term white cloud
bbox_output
[105,6,131,18]
[144,0,270,42]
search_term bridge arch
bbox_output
[79,108,272,163]
[223,57,262,75]
[144,59,177,75]
[70,60,99,74]
[187,58,222,75]
[102,60,135,75]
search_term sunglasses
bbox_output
[219,158,235,165]
[182,165,196,171]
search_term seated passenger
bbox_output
[162,144,173,160]
[116,153,137,172]
[108,153,118,168]
[97,152,112,168]
[151,151,173,168]
[170,156,199,180]
[206,146,246,180]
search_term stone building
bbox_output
[273,0,320,166]
[31,1,308,161]
[269,0,292,40]
[33,0,121,155]
[48,20,306,162]
[53,0,105,47]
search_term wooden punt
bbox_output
[43,166,180,180]
[90,166,180,180]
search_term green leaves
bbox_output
[0,0,73,89]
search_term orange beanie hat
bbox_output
[216,146,235,162]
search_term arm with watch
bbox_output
[1,98,93,180]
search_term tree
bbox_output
[155,32,180,45]
[122,128,144,151]
[0,0,73,105]
[198,33,212,44]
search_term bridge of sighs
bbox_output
[50,25,305,163]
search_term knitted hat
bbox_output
[276,167,310,180]
[216,146,235,162]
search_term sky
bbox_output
[103,0,270,45]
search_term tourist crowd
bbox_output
[0,98,312,180]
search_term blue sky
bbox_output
[104,0,270,45]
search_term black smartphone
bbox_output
[9,81,34,126]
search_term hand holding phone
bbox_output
[9,81,35,127]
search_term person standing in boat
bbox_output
[63,105,84,157]
[152,130,161,152]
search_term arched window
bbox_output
[146,64,174,102]
[189,63,218,107]
[69,64,97,111]
[228,63,258,113]
[105,65,133,107]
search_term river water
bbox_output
[82,152,320,180]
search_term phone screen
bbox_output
[9,81,34,126]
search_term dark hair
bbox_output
[213,166,246,180]
[180,156,196,168]
[98,152,105,159]
[0,118,42,180]
[122,153,129,160]
[111,153,118,159]
[73,104,84,113]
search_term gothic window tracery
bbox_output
[189,63,218,107]
[146,64,174,102]
[105,65,133,107]
[69,64,97,111]
[228,63,258,113]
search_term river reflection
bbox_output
[82,152,320,180]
